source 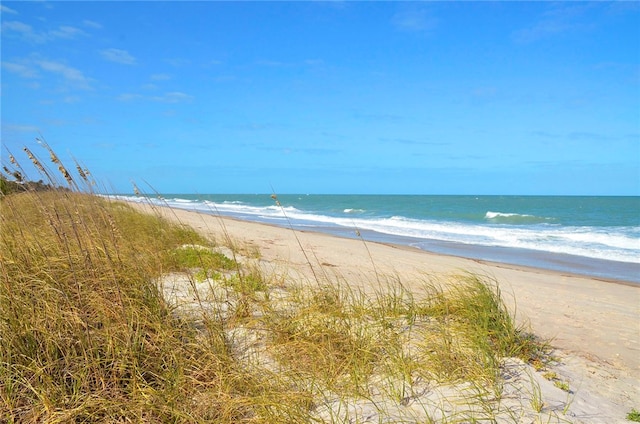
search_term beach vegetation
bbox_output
[542,370,571,394]
[553,380,570,393]
[171,245,236,271]
[1,144,561,423]
[627,408,640,422]
[527,371,545,414]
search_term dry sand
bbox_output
[130,202,640,423]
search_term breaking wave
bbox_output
[485,211,557,225]
[109,195,640,265]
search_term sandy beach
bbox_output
[129,201,639,422]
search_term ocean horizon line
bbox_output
[127,192,640,198]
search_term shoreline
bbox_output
[300,224,640,288]
[380,237,640,289]
[230,214,640,288]
[291,225,640,285]
[126,200,640,373]
[113,195,640,284]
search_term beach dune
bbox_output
[129,201,640,421]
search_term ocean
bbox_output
[117,194,640,283]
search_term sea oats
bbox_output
[77,165,88,181]
[48,148,60,165]
[58,164,74,185]
[24,147,49,177]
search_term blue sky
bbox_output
[2,1,639,195]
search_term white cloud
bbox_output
[3,124,40,133]
[256,59,289,67]
[82,19,102,29]
[254,58,325,68]
[117,93,143,102]
[50,25,86,39]
[213,75,237,83]
[512,3,595,43]
[2,20,86,42]
[4,58,93,91]
[165,58,190,67]
[63,95,81,104]
[1,5,18,14]
[305,59,324,66]
[392,9,437,33]
[150,73,171,81]
[35,59,92,90]
[117,91,193,103]
[152,91,193,103]
[2,61,39,78]
[3,20,30,32]
[100,48,136,65]
[1,20,40,41]
[512,20,572,43]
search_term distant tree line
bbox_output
[0,176,67,196]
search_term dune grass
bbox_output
[0,190,306,422]
[1,145,553,422]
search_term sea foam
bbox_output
[110,195,640,266]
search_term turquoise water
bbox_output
[118,194,640,283]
